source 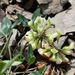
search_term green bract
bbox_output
[25,16,74,64]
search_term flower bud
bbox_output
[25,31,33,42]
[56,30,61,41]
[61,50,72,55]
[34,16,41,24]
[38,48,51,59]
[45,17,51,30]
[61,42,74,55]
[38,48,47,55]
[56,54,62,64]
[44,45,51,50]
[42,39,50,49]
[31,39,39,50]
[61,53,69,63]
[46,34,53,44]
[25,36,33,42]
[46,33,52,38]
[25,30,37,42]
[46,32,58,44]
[37,24,45,35]
[44,51,51,58]
[40,17,46,24]
[25,30,32,37]
[38,40,42,48]
[69,42,74,49]
[62,42,74,50]
[28,20,35,31]
[49,54,56,62]
[51,48,58,54]
[34,16,41,30]
[50,32,58,39]
[29,39,35,44]
[30,30,37,38]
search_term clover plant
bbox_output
[25,9,74,65]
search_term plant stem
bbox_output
[8,45,12,73]
[14,67,36,74]
[23,64,30,75]
[0,38,9,56]
[0,33,12,57]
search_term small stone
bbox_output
[36,0,52,4]
[37,0,69,15]
[0,9,5,22]
[6,5,32,21]
[50,3,75,34]
[16,0,22,2]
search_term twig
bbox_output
[13,67,36,75]
[0,33,12,57]
[8,45,12,73]
[22,42,28,52]
[23,64,30,75]
[7,33,13,73]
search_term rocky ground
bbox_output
[0,0,75,75]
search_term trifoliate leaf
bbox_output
[1,17,12,37]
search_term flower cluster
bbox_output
[25,16,74,64]
[38,42,74,64]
